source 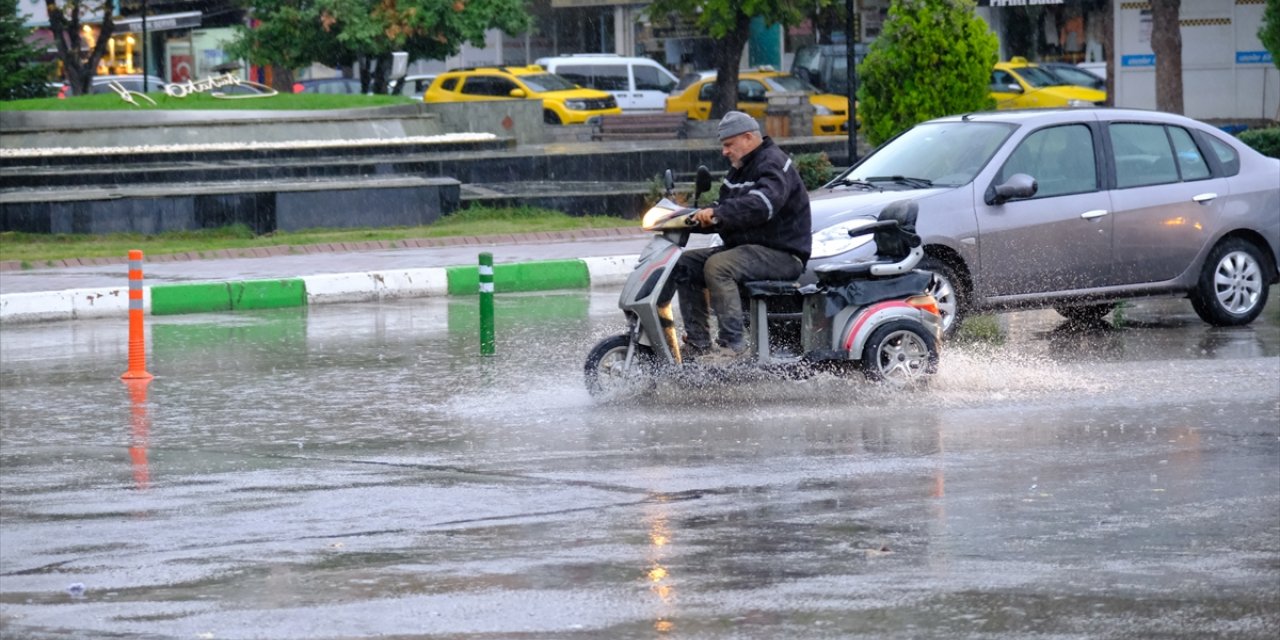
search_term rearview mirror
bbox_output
[509,88,527,98]
[694,165,713,203]
[985,173,1038,205]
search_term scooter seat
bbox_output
[743,280,802,298]
[813,260,893,284]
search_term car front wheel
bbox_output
[543,109,562,125]
[918,257,965,339]
[1190,238,1271,327]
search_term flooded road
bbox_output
[2,291,1278,639]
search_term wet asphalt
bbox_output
[1,282,1277,639]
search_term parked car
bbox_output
[424,65,620,124]
[1038,61,1106,91]
[990,58,1106,109]
[789,43,869,97]
[391,74,436,100]
[665,69,852,136]
[292,77,363,94]
[802,108,1279,336]
[536,54,679,112]
[59,74,168,97]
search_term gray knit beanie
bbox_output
[717,111,760,140]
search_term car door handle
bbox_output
[1080,209,1109,220]
[1192,193,1218,204]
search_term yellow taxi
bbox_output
[665,69,852,136]
[424,65,621,124]
[990,58,1106,109]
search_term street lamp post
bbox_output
[141,0,149,92]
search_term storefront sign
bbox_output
[116,11,202,34]
[979,0,1065,6]
[1121,54,1155,67]
[1236,51,1274,65]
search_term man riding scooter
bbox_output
[665,111,813,361]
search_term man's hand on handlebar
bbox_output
[693,207,716,228]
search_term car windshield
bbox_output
[1047,66,1101,87]
[1014,65,1064,88]
[520,73,577,92]
[764,75,818,93]
[839,121,1015,187]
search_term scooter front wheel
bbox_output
[584,334,659,398]
[860,320,938,387]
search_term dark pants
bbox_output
[665,244,804,349]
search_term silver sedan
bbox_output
[806,108,1280,336]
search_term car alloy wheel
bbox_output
[1191,238,1270,326]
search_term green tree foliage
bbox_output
[1261,0,1280,72]
[1,0,54,99]
[648,0,825,119]
[44,1,115,95]
[229,0,530,93]
[857,0,998,145]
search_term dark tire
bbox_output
[1190,238,1271,327]
[917,256,965,339]
[1054,302,1115,323]
[584,334,657,398]
[543,109,562,125]
[860,320,938,387]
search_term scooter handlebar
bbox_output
[848,219,899,237]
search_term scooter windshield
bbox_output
[641,198,694,231]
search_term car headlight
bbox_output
[1066,99,1092,107]
[564,99,587,110]
[813,104,832,115]
[810,219,876,259]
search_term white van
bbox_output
[535,54,678,112]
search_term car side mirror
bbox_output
[1007,84,1023,93]
[985,173,1038,205]
[509,88,527,98]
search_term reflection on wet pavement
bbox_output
[1,291,1277,638]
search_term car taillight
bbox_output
[906,294,940,316]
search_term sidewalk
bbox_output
[0,228,654,324]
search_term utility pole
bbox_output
[845,0,859,165]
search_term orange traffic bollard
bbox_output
[121,249,153,380]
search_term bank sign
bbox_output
[1124,52,1275,67]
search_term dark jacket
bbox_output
[713,136,812,263]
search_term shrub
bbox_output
[1238,127,1280,158]
[858,0,999,145]
[794,152,835,190]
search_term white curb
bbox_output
[583,255,638,286]
[0,286,146,324]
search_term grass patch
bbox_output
[0,206,634,264]
[951,313,1005,344]
[0,91,415,112]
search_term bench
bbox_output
[592,113,688,141]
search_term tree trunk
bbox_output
[711,11,753,119]
[45,1,114,96]
[1150,0,1182,114]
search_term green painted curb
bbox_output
[446,259,589,295]
[150,282,232,316]
[230,279,307,310]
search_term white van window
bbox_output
[558,64,628,91]
[634,65,675,92]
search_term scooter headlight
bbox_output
[810,219,876,259]
[641,199,685,230]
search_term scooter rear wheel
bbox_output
[584,334,658,398]
[860,320,938,387]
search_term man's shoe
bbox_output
[698,342,750,364]
[681,341,712,360]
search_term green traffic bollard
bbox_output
[479,252,495,356]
